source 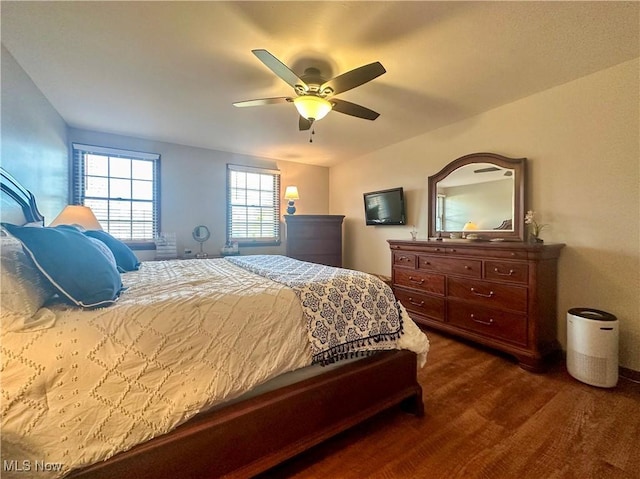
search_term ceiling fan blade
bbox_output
[233,97,292,108]
[321,62,386,96]
[299,116,312,131]
[474,167,501,173]
[331,98,380,120]
[252,49,308,92]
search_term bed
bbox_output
[0,167,429,479]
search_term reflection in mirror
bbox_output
[428,153,526,241]
[437,163,514,232]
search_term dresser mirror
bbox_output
[428,153,526,241]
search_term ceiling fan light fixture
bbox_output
[293,95,332,121]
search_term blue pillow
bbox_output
[1,223,124,309]
[84,230,141,272]
[87,236,119,271]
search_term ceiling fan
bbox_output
[474,166,513,177]
[233,49,386,131]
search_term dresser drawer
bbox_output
[286,224,340,240]
[393,252,417,268]
[484,260,529,284]
[418,255,481,278]
[445,246,529,260]
[287,238,341,255]
[394,269,445,295]
[447,277,527,313]
[390,244,446,254]
[394,288,445,321]
[448,301,527,345]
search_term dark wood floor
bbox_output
[258,330,640,479]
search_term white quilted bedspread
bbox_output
[0,258,428,478]
[1,258,313,478]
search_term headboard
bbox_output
[0,167,45,226]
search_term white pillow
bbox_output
[0,237,56,331]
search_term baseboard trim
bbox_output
[619,366,640,383]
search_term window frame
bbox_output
[226,164,281,247]
[71,143,161,249]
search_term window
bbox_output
[227,164,281,246]
[72,143,160,243]
[436,193,446,232]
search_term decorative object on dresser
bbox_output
[284,185,300,215]
[192,224,210,258]
[285,214,344,267]
[388,239,564,372]
[525,210,548,243]
[154,232,177,260]
[428,152,526,241]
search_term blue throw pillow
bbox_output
[1,223,124,309]
[87,236,119,271]
[84,230,141,272]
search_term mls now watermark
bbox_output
[3,459,64,473]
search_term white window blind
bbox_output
[72,143,160,241]
[227,164,281,246]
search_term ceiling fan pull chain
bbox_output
[309,127,315,143]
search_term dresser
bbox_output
[285,215,345,267]
[388,239,564,372]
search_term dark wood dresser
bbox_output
[285,215,345,267]
[388,239,564,372]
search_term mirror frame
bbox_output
[428,152,526,241]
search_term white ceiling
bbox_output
[2,1,638,167]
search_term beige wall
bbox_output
[330,59,639,370]
[68,128,330,261]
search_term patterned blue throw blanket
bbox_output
[226,255,404,365]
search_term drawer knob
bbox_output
[408,276,425,285]
[464,265,471,270]
[494,268,515,276]
[471,314,494,326]
[408,297,425,307]
[470,287,494,298]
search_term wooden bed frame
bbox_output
[68,350,422,478]
[0,167,424,478]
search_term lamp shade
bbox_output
[284,186,300,200]
[49,205,103,230]
[293,96,332,121]
[462,221,479,231]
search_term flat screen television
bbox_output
[363,187,406,225]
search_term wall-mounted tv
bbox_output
[363,187,406,225]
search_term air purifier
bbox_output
[566,308,618,388]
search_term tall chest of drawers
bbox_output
[388,239,564,372]
[285,215,345,267]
